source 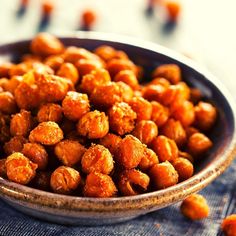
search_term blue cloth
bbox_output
[0,159,235,236]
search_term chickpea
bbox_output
[108,102,137,136]
[81,144,113,174]
[149,161,178,189]
[4,136,27,156]
[50,166,81,194]
[80,68,111,95]
[171,158,194,181]
[149,77,170,88]
[151,135,178,162]
[84,172,117,198]
[132,120,158,145]
[77,110,109,139]
[180,194,210,220]
[221,214,236,236]
[62,91,90,121]
[118,169,150,196]
[151,101,169,127]
[116,135,145,169]
[0,92,17,114]
[185,126,199,139]
[57,63,79,85]
[94,45,117,62]
[29,121,64,145]
[152,64,181,84]
[0,62,13,78]
[161,119,187,147]
[10,109,33,137]
[4,76,23,94]
[178,151,194,163]
[99,133,122,155]
[22,143,48,170]
[142,84,166,102]
[116,81,134,103]
[138,148,159,171]
[31,171,51,191]
[31,33,64,57]
[187,133,213,157]
[55,140,86,167]
[194,101,217,131]
[113,70,138,90]
[0,159,7,178]
[5,152,38,185]
[9,63,29,77]
[0,78,9,90]
[76,59,103,77]
[44,55,64,71]
[37,103,63,123]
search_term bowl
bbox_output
[0,32,236,226]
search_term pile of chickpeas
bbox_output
[0,33,217,198]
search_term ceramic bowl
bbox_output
[0,32,236,226]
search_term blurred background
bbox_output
[0,0,235,96]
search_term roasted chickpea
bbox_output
[142,84,166,102]
[0,159,7,178]
[50,166,81,194]
[187,133,213,157]
[76,59,103,77]
[4,76,23,94]
[9,63,29,77]
[152,64,181,84]
[99,133,122,155]
[151,135,178,162]
[151,101,169,127]
[57,63,79,85]
[55,140,86,167]
[171,157,194,181]
[84,172,117,198]
[81,144,113,174]
[5,152,38,185]
[149,161,178,189]
[116,81,134,103]
[0,78,9,90]
[161,119,187,147]
[194,101,217,131]
[185,126,199,139]
[149,77,170,88]
[94,45,117,62]
[10,109,33,137]
[221,214,236,236]
[116,135,145,169]
[0,92,17,114]
[178,151,194,163]
[44,55,64,71]
[22,143,48,170]
[4,136,27,156]
[29,121,64,145]
[180,194,210,220]
[108,102,137,136]
[37,103,63,123]
[0,62,13,78]
[138,148,159,171]
[132,120,158,145]
[77,110,109,139]
[113,70,138,90]
[118,169,150,196]
[31,171,51,191]
[62,91,90,121]
[31,33,64,57]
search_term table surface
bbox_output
[0,0,236,235]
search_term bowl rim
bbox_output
[0,31,236,212]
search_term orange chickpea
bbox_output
[152,64,181,84]
[77,110,109,139]
[10,109,33,137]
[116,81,134,103]
[151,135,178,162]
[151,101,169,127]
[80,68,111,95]
[0,78,9,90]
[84,172,117,198]
[0,92,17,114]
[94,45,117,62]
[37,103,63,123]
[31,33,64,57]
[81,144,114,175]
[5,152,38,185]
[22,143,48,170]
[138,148,159,171]
[9,63,29,77]
[221,214,236,236]
[113,70,138,90]
[149,161,178,189]
[194,101,217,131]
[116,135,145,169]
[57,63,79,85]
[108,102,137,136]
[29,121,64,145]
[149,77,170,88]
[44,55,64,71]
[187,133,213,157]
[54,139,86,167]
[0,159,7,178]
[185,126,199,139]
[178,151,194,163]
[118,169,150,196]
[0,62,13,78]
[142,84,166,102]
[99,133,122,155]
[62,91,90,121]
[180,194,210,220]
[76,59,103,77]
[4,76,23,94]
[3,136,27,156]
[161,118,187,147]
[132,120,158,145]
[171,157,194,181]
[50,166,81,194]
[31,171,51,191]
